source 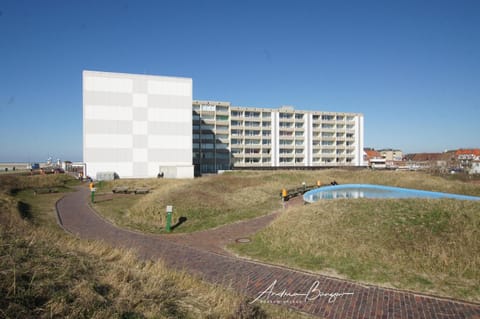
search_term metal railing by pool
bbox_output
[303,184,480,203]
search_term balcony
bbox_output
[216,107,229,115]
[215,120,229,126]
[244,122,261,128]
[216,138,229,144]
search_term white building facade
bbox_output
[83,71,364,178]
[83,70,194,179]
[193,100,365,174]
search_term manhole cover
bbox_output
[235,237,251,243]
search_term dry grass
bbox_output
[94,171,288,233]
[0,174,310,318]
[232,197,480,302]
[93,169,480,234]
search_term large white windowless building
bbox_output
[83,70,194,179]
[83,70,364,179]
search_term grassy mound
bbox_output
[231,196,480,302]
[0,174,308,318]
[93,169,480,234]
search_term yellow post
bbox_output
[316,180,321,187]
[282,188,287,199]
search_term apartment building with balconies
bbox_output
[82,71,363,178]
[192,100,231,174]
[193,100,364,174]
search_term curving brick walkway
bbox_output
[56,186,480,319]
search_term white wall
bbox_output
[355,115,365,166]
[83,70,194,179]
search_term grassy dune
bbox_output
[93,169,480,234]
[0,174,308,318]
[232,199,480,301]
[228,172,480,302]
[88,169,480,301]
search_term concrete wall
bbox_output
[83,70,194,179]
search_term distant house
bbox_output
[378,149,403,161]
[455,149,480,171]
[471,161,480,174]
[456,149,480,161]
[403,152,448,171]
[364,149,386,169]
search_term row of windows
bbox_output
[194,152,231,159]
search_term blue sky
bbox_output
[1,0,479,162]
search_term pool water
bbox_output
[303,184,480,203]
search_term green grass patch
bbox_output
[230,198,480,302]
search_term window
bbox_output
[231,129,242,136]
[245,121,260,127]
[201,143,214,149]
[280,149,293,154]
[279,113,293,119]
[216,106,228,112]
[216,115,229,121]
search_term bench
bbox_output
[134,188,150,194]
[112,186,130,194]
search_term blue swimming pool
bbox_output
[303,184,480,203]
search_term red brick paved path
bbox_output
[56,186,480,319]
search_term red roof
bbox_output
[364,150,381,159]
[455,149,480,156]
[405,153,443,161]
